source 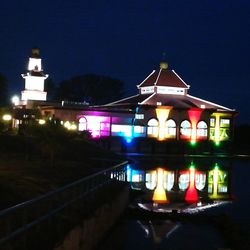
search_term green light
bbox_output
[190,140,196,146]
[214,163,219,170]
[189,161,195,170]
[215,141,220,146]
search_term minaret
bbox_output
[21,48,48,101]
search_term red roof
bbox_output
[138,69,189,89]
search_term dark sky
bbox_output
[0,0,249,124]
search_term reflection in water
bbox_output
[126,160,231,208]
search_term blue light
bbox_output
[126,137,132,143]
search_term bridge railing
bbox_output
[0,161,128,250]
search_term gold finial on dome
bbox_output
[160,61,168,69]
[31,48,40,58]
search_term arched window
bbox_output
[166,119,176,138]
[78,117,87,131]
[195,173,206,191]
[163,171,175,191]
[197,121,208,138]
[179,173,189,191]
[180,120,191,139]
[147,118,159,137]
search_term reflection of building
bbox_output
[126,163,230,204]
[13,49,237,146]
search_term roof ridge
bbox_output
[139,93,156,105]
[187,94,234,111]
[137,70,155,88]
[154,68,162,86]
[172,70,190,89]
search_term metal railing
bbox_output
[0,161,128,250]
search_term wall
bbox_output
[54,185,129,250]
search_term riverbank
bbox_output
[0,135,124,210]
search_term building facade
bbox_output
[76,62,237,145]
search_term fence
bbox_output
[0,161,128,250]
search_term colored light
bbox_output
[188,108,202,144]
[152,168,168,203]
[190,140,196,146]
[215,141,220,146]
[185,163,199,203]
[156,106,172,141]
[126,137,132,143]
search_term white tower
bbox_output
[21,48,48,101]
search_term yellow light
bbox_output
[152,168,168,203]
[156,106,172,141]
[70,124,77,130]
[2,114,12,121]
[64,121,71,129]
[38,119,46,125]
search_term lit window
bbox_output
[195,173,206,190]
[210,118,215,127]
[147,118,159,137]
[166,119,176,138]
[145,171,156,190]
[135,114,144,119]
[197,121,208,138]
[134,126,145,134]
[180,120,191,139]
[78,117,87,131]
[220,119,230,127]
[163,171,175,191]
[179,174,189,191]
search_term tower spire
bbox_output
[21,48,48,101]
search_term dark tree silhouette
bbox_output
[0,74,9,106]
[44,78,56,101]
[56,74,124,105]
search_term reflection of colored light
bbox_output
[188,108,202,143]
[153,168,168,203]
[214,113,220,144]
[126,165,131,182]
[185,163,198,203]
[156,107,172,141]
[209,163,219,199]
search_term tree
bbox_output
[0,74,8,106]
[56,74,124,105]
[44,78,56,101]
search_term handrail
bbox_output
[0,160,128,248]
[0,160,128,217]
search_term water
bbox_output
[100,156,250,250]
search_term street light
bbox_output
[11,95,20,106]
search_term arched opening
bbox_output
[180,120,191,139]
[166,119,176,138]
[78,117,87,131]
[197,121,208,139]
[147,118,159,138]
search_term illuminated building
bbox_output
[13,50,237,146]
[75,61,237,145]
[21,48,48,101]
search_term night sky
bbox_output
[0,0,249,124]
